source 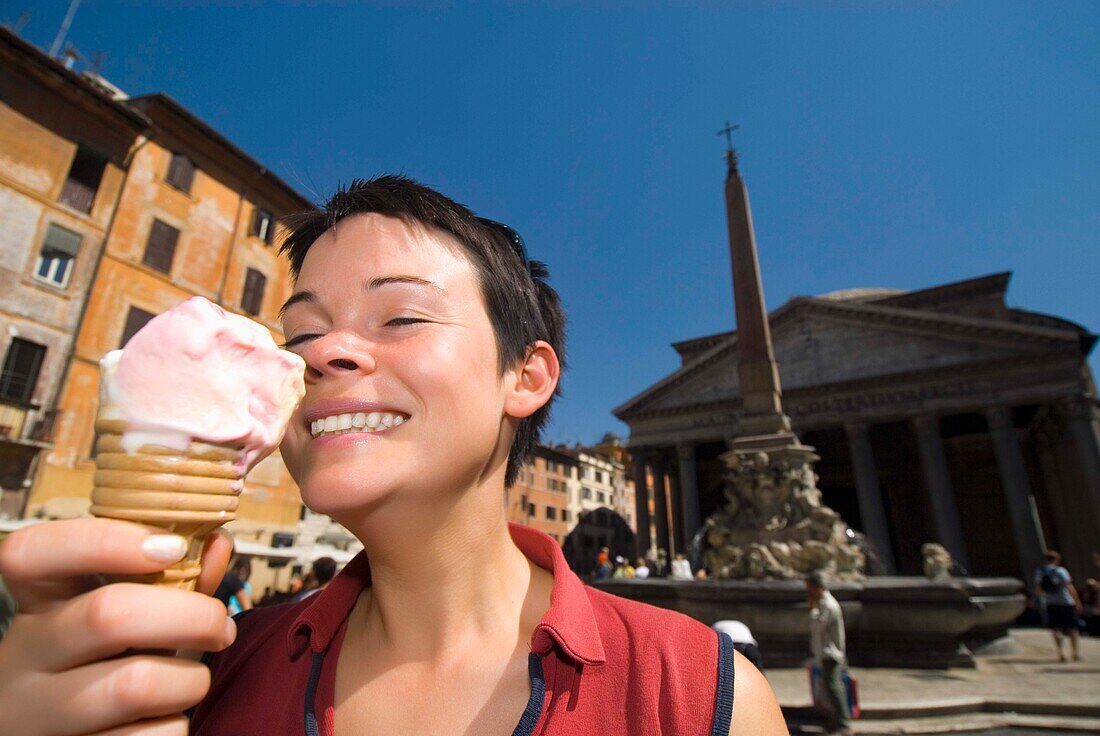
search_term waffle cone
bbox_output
[91,415,246,590]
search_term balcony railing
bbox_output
[0,403,29,439]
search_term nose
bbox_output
[301,331,376,381]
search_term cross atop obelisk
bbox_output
[718,120,740,172]
[721,128,794,440]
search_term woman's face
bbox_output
[278,214,512,519]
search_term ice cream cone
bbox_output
[91,415,246,590]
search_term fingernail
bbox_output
[141,534,188,562]
[224,615,237,645]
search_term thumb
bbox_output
[195,529,234,597]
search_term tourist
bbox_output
[294,556,337,601]
[634,556,651,579]
[593,546,613,580]
[611,555,635,579]
[1033,549,1084,661]
[214,556,253,614]
[805,571,851,736]
[0,176,786,734]
[671,552,693,580]
[712,619,763,672]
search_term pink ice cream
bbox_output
[99,296,305,470]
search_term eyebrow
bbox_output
[278,276,445,317]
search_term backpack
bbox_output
[1039,567,1061,593]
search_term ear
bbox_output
[504,340,560,419]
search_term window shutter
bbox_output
[249,207,261,238]
[0,338,47,404]
[166,154,195,194]
[120,307,156,348]
[43,224,82,256]
[241,268,267,316]
[143,219,179,274]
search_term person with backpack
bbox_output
[1033,549,1084,662]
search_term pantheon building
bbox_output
[615,272,1099,580]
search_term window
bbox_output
[0,338,46,404]
[143,219,179,274]
[582,487,592,500]
[165,153,195,194]
[34,224,82,287]
[545,506,557,521]
[59,146,107,213]
[241,268,267,316]
[526,502,536,516]
[250,208,275,244]
[562,510,571,523]
[597,491,607,504]
[120,307,156,348]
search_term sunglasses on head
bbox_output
[478,217,530,272]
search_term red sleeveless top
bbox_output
[191,524,735,735]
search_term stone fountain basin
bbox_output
[593,576,1026,668]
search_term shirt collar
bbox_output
[287,522,606,666]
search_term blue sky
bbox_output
[11,1,1099,444]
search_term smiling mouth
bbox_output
[309,411,410,438]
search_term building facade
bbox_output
[616,273,1100,581]
[1,29,315,553]
[0,29,147,517]
[506,443,636,544]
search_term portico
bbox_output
[617,273,1099,580]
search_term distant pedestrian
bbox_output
[634,557,650,579]
[1033,549,1083,662]
[611,555,635,579]
[593,546,612,580]
[295,556,338,602]
[214,557,253,614]
[670,553,693,580]
[712,619,763,672]
[806,571,851,736]
[227,559,254,616]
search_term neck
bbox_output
[340,471,551,661]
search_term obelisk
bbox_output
[723,143,795,441]
[702,127,865,580]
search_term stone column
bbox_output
[913,415,971,572]
[677,442,702,554]
[668,456,684,557]
[651,451,672,562]
[1063,397,1100,526]
[985,406,1047,578]
[631,447,651,558]
[844,423,897,574]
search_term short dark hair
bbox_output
[313,556,337,585]
[805,571,827,589]
[1044,549,1062,564]
[280,175,566,486]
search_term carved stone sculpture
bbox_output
[703,445,865,580]
[922,542,955,580]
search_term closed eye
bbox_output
[280,334,321,349]
[385,317,430,327]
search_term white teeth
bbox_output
[309,411,409,438]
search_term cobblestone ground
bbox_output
[765,628,1100,734]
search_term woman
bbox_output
[0,176,786,735]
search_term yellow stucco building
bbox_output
[1,28,313,549]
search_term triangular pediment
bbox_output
[615,297,1084,419]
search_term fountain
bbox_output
[596,135,1024,667]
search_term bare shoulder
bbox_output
[730,650,788,735]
